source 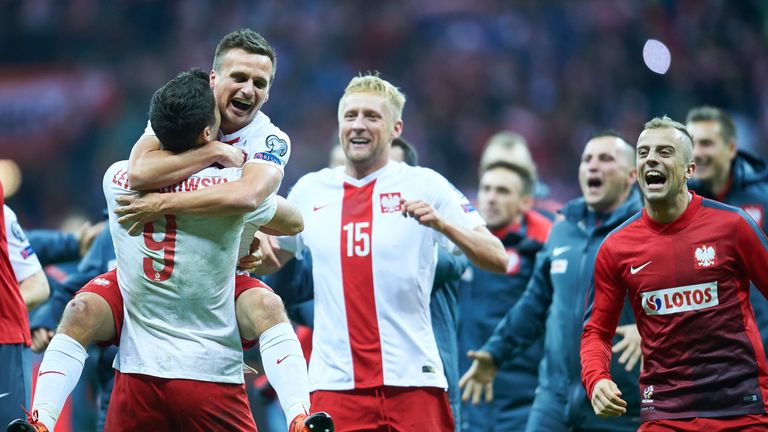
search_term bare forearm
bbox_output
[440,224,507,273]
[261,196,304,236]
[19,271,50,311]
[128,135,221,190]
[160,179,275,216]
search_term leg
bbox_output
[0,344,28,428]
[383,386,454,432]
[235,275,311,427]
[30,271,122,431]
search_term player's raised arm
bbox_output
[128,132,245,191]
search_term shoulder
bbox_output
[291,167,339,194]
[603,211,643,244]
[247,112,290,145]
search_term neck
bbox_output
[708,168,732,197]
[645,189,691,224]
[345,159,388,179]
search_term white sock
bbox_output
[259,322,311,426]
[32,334,88,430]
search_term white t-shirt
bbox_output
[3,205,42,282]
[142,111,291,175]
[278,161,484,391]
[104,160,276,384]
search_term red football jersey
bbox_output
[582,192,768,422]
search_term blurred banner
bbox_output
[0,68,118,162]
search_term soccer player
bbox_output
[257,136,470,431]
[252,74,508,431]
[686,106,768,354]
[459,132,642,432]
[0,201,50,427]
[458,160,552,431]
[581,116,768,430]
[12,30,328,432]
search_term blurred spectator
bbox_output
[1,1,767,230]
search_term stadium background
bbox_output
[1,0,767,431]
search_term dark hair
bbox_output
[149,68,216,153]
[213,29,276,82]
[685,105,737,142]
[391,137,419,166]
[590,129,635,165]
[481,160,535,197]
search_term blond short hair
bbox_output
[643,115,694,161]
[479,131,537,181]
[341,73,406,121]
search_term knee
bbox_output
[237,289,289,334]
[57,294,108,344]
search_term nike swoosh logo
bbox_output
[313,203,330,212]
[552,246,571,256]
[276,355,291,365]
[630,260,652,275]
[0,392,8,399]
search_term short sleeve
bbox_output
[4,205,43,282]
[429,171,486,253]
[244,131,291,176]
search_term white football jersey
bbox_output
[279,161,484,391]
[142,111,290,175]
[3,205,42,282]
[104,160,276,384]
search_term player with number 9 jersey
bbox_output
[104,161,276,384]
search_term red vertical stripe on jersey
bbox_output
[340,181,382,388]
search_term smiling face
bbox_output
[687,120,736,188]
[636,127,696,204]
[210,48,273,134]
[338,91,402,177]
[578,136,637,213]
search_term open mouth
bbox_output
[644,170,667,190]
[231,98,253,112]
[350,137,370,146]
[587,177,603,192]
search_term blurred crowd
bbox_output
[1,0,766,237]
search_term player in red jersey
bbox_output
[581,116,768,431]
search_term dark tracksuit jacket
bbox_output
[482,189,643,431]
[458,211,551,432]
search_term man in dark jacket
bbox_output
[459,161,552,431]
[459,132,642,432]
[686,106,768,353]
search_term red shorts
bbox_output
[76,269,272,348]
[311,386,454,432]
[639,414,768,431]
[104,371,256,432]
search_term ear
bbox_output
[201,125,213,143]
[627,168,638,187]
[209,69,216,88]
[520,195,535,213]
[685,161,696,179]
[727,138,737,160]
[391,119,404,139]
